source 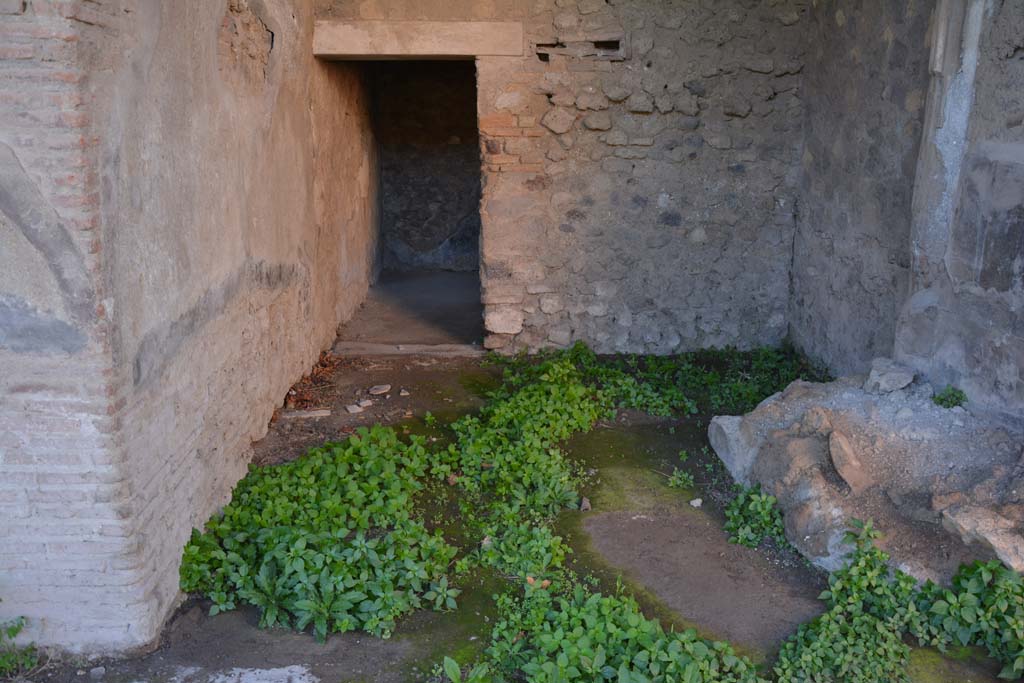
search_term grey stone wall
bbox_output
[788,0,932,374]
[372,61,482,271]
[897,0,1024,417]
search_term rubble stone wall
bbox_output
[789,0,933,374]
[372,60,482,272]
[319,0,809,353]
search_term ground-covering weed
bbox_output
[179,341,1022,683]
[933,385,967,409]
[912,560,1024,679]
[441,355,610,579]
[489,341,828,417]
[776,519,1024,681]
[484,584,764,683]
[179,426,457,640]
[0,606,38,680]
[724,485,789,549]
[775,521,918,682]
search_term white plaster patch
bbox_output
[208,666,320,683]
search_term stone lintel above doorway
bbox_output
[313,20,524,59]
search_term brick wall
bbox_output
[0,0,146,650]
[1,0,380,652]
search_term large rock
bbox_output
[707,374,1024,581]
[863,357,915,394]
[942,506,1024,572]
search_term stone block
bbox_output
[485,306,525,334]
[541,107,576,134]
[582,111,612,130]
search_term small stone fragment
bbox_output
[829,431,873,495]
[689,498,703,508]
[675,92,700,116]
[90,667,106,680]
[864,357,915,393]
[602,82,630,102]
[575,89,609,111]
[358,399,373,408]
[279,409,332,419]
[368,384,391,395]
[345,404,363,414]
[580,496,592,511]
[400,388,410,397]
[778,10,800,25]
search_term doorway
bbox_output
[337,60,484,348]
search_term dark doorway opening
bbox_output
[338,60,484,348]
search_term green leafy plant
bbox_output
[724,485,788,549]
[0,606,39,680]
[933,385,967,408]
[442,655,490,683]
[912,560,1024,679]
[776,521,917,682]
[776,520,1024,682]
[424,577,461,612]
[667,467,695,489]
[182,341,1024,683]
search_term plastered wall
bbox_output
[788,0,932,374]
[0,0,379,651]
[896,0,1024,417]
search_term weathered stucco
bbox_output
[896,0,1024,418]
[789,0,932,374]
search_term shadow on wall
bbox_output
[368,60,482,272]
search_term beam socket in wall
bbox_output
[533,34,629,62]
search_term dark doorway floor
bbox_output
[336,270,483,347]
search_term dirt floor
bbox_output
[34,354,1006,683]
